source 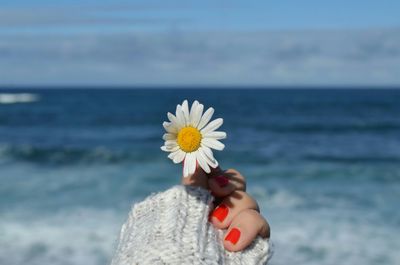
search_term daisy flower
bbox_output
[161,100,227,177]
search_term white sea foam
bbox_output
[251,187,305,209]
[255,190,400,265]
[266,211,400,265]
[0,209,124,265]
[0,93,39,104]
[1,160,398,265]
[1,196,399,265]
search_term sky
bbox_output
[1,0,400,87]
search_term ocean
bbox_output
[0,88,399,265]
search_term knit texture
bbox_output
[111,185,272,265]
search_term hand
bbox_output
[182,166,270,252]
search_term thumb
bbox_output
[181,161,209,190]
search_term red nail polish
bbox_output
[211,204,229,222]
[225,228,241,245]
[214,175,229,187]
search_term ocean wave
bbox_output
[0,208,121,265]
[247,122,400,133]
[304,154,400,163]
[2,196,399,265]
[0,93,39,104]
[2,144,400,166]
[0,145,158,164]
[267,211,400,265]
[251,187,305,208]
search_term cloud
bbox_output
[0,29,400,86]
[0,5,189,31]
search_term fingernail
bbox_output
[214,175,229,187]
[225,228,241,245]
[211,204,229,222]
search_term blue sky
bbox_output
[1,0,400,86]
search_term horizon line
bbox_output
[0,85,400,90]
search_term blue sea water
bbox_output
[0,88,399,265]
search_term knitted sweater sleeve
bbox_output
[111,185,272,265]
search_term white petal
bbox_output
[201,144,214,158]
[168,150,177,160]
[167,112,177,123]
[199,147,218,168]
[161,145,169,152]
[201,118,223,134]
[182,100,190,126]
[186,152,197,176]
[168,149,186,164]
[161,145,179,152]
[195,150,211,173]
[189,100,199,120]
[190,101,203,128]
[183,153,196,177]
[162,133,177,141]
[183,160,189,177]
[203,131,226,140]
[173,150,186,164]
[197,107,214,130]
[171,146,180,152]
[163,121,178,133]
[175,105,186,128]
[164,140,177,148]
[202,138,225,151]
[167,112,183,129]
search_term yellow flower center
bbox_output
[177,126,202,153]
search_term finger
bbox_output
[223,209,270,252]
[208,166,224,177]
[181,163,209,190]
[208,168,246,197]
[209,190,258,229]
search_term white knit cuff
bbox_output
[112,185,272,265]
